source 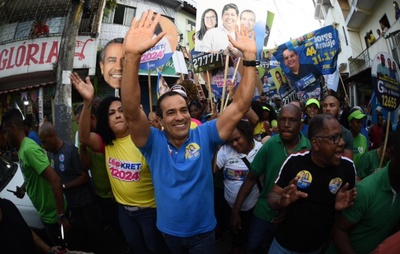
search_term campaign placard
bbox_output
[371,52,400,111]
[273,25,340,101]
[139,16,178,71]
[195,0,268,60]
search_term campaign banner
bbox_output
[269,67,297,105]
[273,25,340,101]
[371,52,400,112]
[139,17,178,71]
[195,0,268,60]
[211,67,241,99]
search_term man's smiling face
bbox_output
[100,43,124,89]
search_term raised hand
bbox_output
[335,182,357,211]
[70,72,94,102]
[124,10,166,56]
[279,177,308,207]
[228,25,257,59]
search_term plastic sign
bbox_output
[273,25,339,102]
[371,52,400,111]
[139,16,178,71]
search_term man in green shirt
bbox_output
[347,108,368,167]
[231,104,311,253]
[2,109,68,245]
[329,130,400,254]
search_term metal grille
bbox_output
[0,0,103,44]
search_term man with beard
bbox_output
[231,104,311,253]
[267,114,357,253]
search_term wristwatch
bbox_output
[243,60,260,67]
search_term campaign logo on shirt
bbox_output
[296,170,312,189]
[59,154,65,163]
[224,168,248,181]
[185,143,200,160]
[329,177,343,194]
[59,163,65,172]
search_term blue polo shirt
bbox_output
[140,120,223,237]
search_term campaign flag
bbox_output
[139,17,178,71]
[273,25,340,101]
[156,72,170,98]
[371,52,400,112]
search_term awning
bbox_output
[0,82,55,95]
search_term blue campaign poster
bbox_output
[273,25,340,101]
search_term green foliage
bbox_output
[104,0,117,18]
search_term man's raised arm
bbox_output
[121,10,166,148]
[216,26,257,140]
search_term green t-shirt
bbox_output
[327,164,400,254]
[87,147,112,199]
[356,149,389,179]
[18,138,58,224]
[352,134,367,167]
[251,133,311,221]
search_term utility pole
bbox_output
[54,1,84,142]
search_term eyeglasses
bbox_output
[170,85,188,98]
[314,133,343,144]
[204,16,216,21]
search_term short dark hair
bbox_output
[100,38,124,63]
[2,108,24,130]
[308,114,336,139]
[156,91,187,118]
[222,3,239,17]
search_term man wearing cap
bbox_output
[347,107,368,167]
[328,131,400,254]
[303,98,321,137]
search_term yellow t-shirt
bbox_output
[105,135,155,207]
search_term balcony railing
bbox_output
[349,20,400,77]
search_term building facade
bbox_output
[314,0,400,124]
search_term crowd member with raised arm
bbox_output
[121,9,257,253]
[70,37,167,253]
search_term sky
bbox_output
[266,0,322,48]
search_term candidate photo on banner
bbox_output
[195,0,267,60]
[270,67,297,105]
[371,52,400,112]
[273,25,340,101]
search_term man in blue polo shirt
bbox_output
[120,10,258,253]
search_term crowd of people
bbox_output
[2,8,400,254]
